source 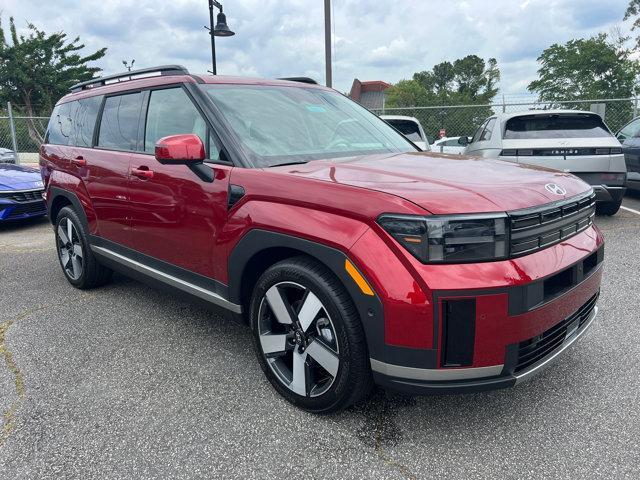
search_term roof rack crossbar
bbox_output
[70,65,190,92]
[278,77,319,85]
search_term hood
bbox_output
[273,152,592,214]
[0,164,44,191]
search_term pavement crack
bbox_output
[357,390,418,480]
[0,306,48,448]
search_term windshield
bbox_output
[504,113,613,139]
[201,84,415,167]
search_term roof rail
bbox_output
[278,77,319,85]
[70,65,190,92]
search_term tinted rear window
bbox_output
[504,114,612,139]
[98,93,143,151]
[385,119,423,142]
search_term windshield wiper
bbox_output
[269,161,309,167]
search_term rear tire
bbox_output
[55,206,112,289]
[596,199,622,216]
[249,256,372,413]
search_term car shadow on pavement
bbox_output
[0,216,49,233]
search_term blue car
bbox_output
[0,163,47,221]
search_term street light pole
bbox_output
[324,0,332,88]
[206,0,235,75]
[208,0,217,75]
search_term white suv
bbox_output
[462,110,627,215]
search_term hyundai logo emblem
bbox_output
[545,183,567,196]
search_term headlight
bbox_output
[378,214,508,263]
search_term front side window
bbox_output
[201,85,414,167]
[98,93,143,151]
[144,88,216,159]
[479,118,496,142]
[617,118,640,140]
[471,120,489,144]
[504,114,613,139]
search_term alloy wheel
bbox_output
[257,281,340,397]
[57,217,83,280]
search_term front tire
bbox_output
[596,199,622,216]
[250,256,372,413]
[55,206,112,289]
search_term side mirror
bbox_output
[155,134,213,182]
[458,136,470,146]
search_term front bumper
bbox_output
[0,189,47,221]
[373,300,598,395]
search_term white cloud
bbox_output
[0,0,632,95]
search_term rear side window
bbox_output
[504,114,612,139]
[386,120,423,142]
[46,103,72,145]
[98,93,143,151]
[70,96,103,147]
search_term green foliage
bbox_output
[0,15,106,144]
[528,33,639,101]
[385,55,500,138]
[625,0,640,49]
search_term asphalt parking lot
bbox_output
[1,195,640,480]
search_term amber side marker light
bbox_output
[345,259,375,296]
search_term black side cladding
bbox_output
[441,299,476,367]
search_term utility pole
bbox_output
[208,0,217,74]
[324,0,332,88]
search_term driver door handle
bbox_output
[131,166,154,180]
[72,155,86,166]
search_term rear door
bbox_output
[84,92,143,246]
[617,118,640,174]
[128,86,231,281]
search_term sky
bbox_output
[0,0,633,97]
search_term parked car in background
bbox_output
[0,147,17,164]
[432,136,465,154]
[42,65,603,413]
[462,110,627,215]
[380,115,430,151]
[0,163,46,221]
[615,117,640,191]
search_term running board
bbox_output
[91,245,242,313]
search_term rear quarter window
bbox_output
[504,114,612,139]
[71,96,103,147]
[46,103,72,145]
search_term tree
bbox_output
[625,0,640,49]
[0,16,106,144]
[527,34,639,132]
[528,34,638,101]
[385,55,500,138]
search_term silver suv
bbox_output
[461,110,627,215]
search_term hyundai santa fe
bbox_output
[41,65,603,413]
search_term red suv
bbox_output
[41,66,603,413]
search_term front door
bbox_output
[128,86,231,282]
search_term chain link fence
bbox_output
[374,98,638,144]
[1,98,638,164]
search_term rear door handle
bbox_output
[131,167,154,180]
[72,155,86,166]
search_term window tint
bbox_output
[479,118,496,141]
[144,88,217,158]
[385,119,423,142]
[504,114,612,139]
[471,120,488,144]
[46,103,72,145]
[617,118,640,140]
[202,85,413,167]
[69,96,103,147]
[98,93,143,150]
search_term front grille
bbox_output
[4,200,47,219]
[514,293,598,373]
[0,189,44,202]
[508,192,596,256]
